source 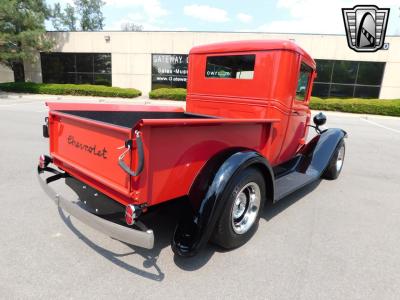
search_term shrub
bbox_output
[147,88,400,117]
[310,97,400,117]
[0,82,141,98]
[149,88,187,101]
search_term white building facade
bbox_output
[1,31,399,99]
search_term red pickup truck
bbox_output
[38,40,347,257]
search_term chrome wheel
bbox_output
[231,182,261,235]
[336,144,345,172]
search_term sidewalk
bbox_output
[0,91,186,108]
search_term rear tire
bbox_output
[322,140,345,180]
[211,167,266,249]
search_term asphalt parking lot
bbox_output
[1,94,399,299]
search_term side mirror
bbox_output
[313,112,327,127]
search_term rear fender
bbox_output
[172,149,274,257]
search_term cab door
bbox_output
[278,62,313,162]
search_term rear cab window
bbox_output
[206,55,255,79]
[296,63,313,101]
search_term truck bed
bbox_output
[57,110,213,128]
[47,103,278,207]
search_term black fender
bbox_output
[299,128,347,176]
[172,149,274,257]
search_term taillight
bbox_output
[39,154,47,169]
[125,204,138,225]
[39,154,52,169]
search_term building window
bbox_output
[205,55,255,79]
[296,63,312,101]
[332,61,358,84]
[151,54,188,90]
[312,59,385,98]
[41,53,112,86]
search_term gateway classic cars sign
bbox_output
[152,54,188,89]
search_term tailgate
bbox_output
[49,111,133,197]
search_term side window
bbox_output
[296,63,313,101]
[205,55,255,79]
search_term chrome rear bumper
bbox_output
[37,167,154,249]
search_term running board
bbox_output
[272,128,347,202]
[274,171,319,201]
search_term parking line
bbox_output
[0,103,20,107]
[360,117,400,134]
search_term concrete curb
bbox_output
[0,92,147,102]
[312,109,400,120]
[0,92,186,108]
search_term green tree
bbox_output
[51,3,77,31]
[0,0,52,82]
[121,22,143,31]
[51,0,105,31]
[76,0,105,31]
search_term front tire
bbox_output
[322,140,345,180]
[211,167,266,249]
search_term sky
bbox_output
[46,0,400,35]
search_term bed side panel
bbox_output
[136,122,273,206]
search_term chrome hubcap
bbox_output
[336,144,345,172]
[231,182,261,235]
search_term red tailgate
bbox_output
[49,111,133,198]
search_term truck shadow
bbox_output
[58,206,168,281]
[261,179,322,221]
[57,180,321,278]
[173,179,322,271]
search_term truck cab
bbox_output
[187,40,316,165]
